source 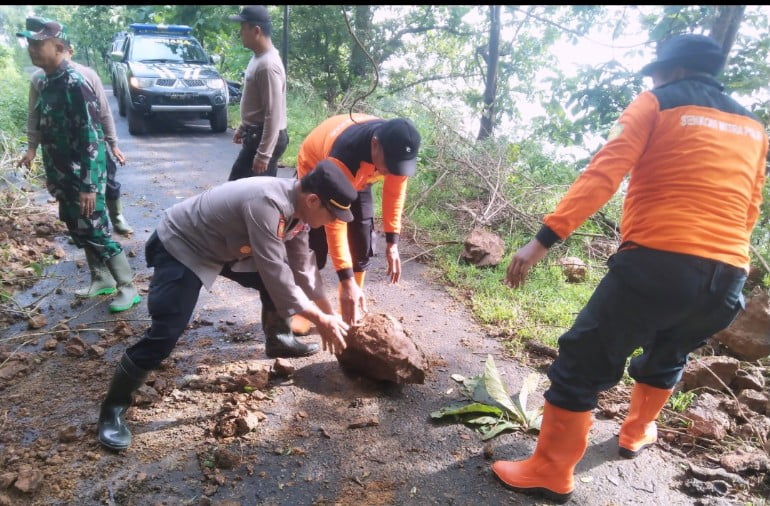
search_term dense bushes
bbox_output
[0,45,30,151]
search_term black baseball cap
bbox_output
[376,118,421,177]
[228,5,271,25]
[640,34,726,77]
[301,160,358,222]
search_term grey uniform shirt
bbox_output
[155,178,324,318]
[27,62,118,150]
[239,45,287,165]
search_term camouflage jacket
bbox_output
[37,60,106,197]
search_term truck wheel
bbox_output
[210,107,228,133]
[127,107,148,135]
[118,89,126,117]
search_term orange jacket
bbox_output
[297,114,408,274]
[539,76,767,271]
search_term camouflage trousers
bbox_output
[56,188,123,261]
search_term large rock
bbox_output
[684,392,732,440]
[712,287,770,361]
[681,356,740,392]
[460,228,505,267]
[336,313,427,384]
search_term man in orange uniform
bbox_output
[295,114,421,326]
[492,34,767,503]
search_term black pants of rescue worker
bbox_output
[545,246,746,412]
[105,154,121,201]
[309,184,376,273]
[125,232,276,370]
[228,126,289,181]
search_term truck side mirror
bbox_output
[110,51,124,62]
[210,54,221,65]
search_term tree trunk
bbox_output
[282,5,289,75]
[477,5,500,141]
[709,5,745,60]
[350,5,372,81]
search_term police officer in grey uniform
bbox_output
[98,161,356,450]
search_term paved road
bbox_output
[4,86,704,505]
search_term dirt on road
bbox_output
[0,112,767,506]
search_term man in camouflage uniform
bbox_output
[17,18,140,313]
[20,16,134,238]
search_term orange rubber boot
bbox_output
[618,383,673,458]
[491,401,592,504]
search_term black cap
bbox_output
[17,18,69,44]
[301,160,358,222]
[228,5,271,24]
[376,118,421,177]
[641,34,726,77]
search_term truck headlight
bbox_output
[129,77,155,89]
[206,78,225,90]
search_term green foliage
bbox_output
[282,85,327,167]
[0,44,29,145]
[668,391,697,413]
[431,355,542,439]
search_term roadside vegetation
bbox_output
[1,4,769,356]
[0,11,768,496]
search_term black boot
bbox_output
[98,354,149,450]
[262,308,319,358]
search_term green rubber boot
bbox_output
[105,250,141,313]
[107,199,134,236]
[75,248,117,298]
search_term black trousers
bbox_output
[228,127,289,181]
[105,154,120,201]
[125,232,275,370]
[309,185,376,273]
[545,246,746,412]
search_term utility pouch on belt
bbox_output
[242,124,263,148]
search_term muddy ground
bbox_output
[0,91,767,506]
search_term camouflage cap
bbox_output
[17,18,70,45]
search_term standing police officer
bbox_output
[227,5,289,180]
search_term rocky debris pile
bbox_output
[336,313,428,384]
[0,189,67,328]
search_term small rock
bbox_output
[0,473,16,489]
[12,466,43,493]
[556,256,587,283]
[214,449,240,470]
[27,315,47,330]
[738,389,769,415]
[272,358,295,377]
[720,448,769,474]
[57,426,78,443]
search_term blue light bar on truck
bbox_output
[129,23,192,35]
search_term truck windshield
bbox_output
[131,36,208,64]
